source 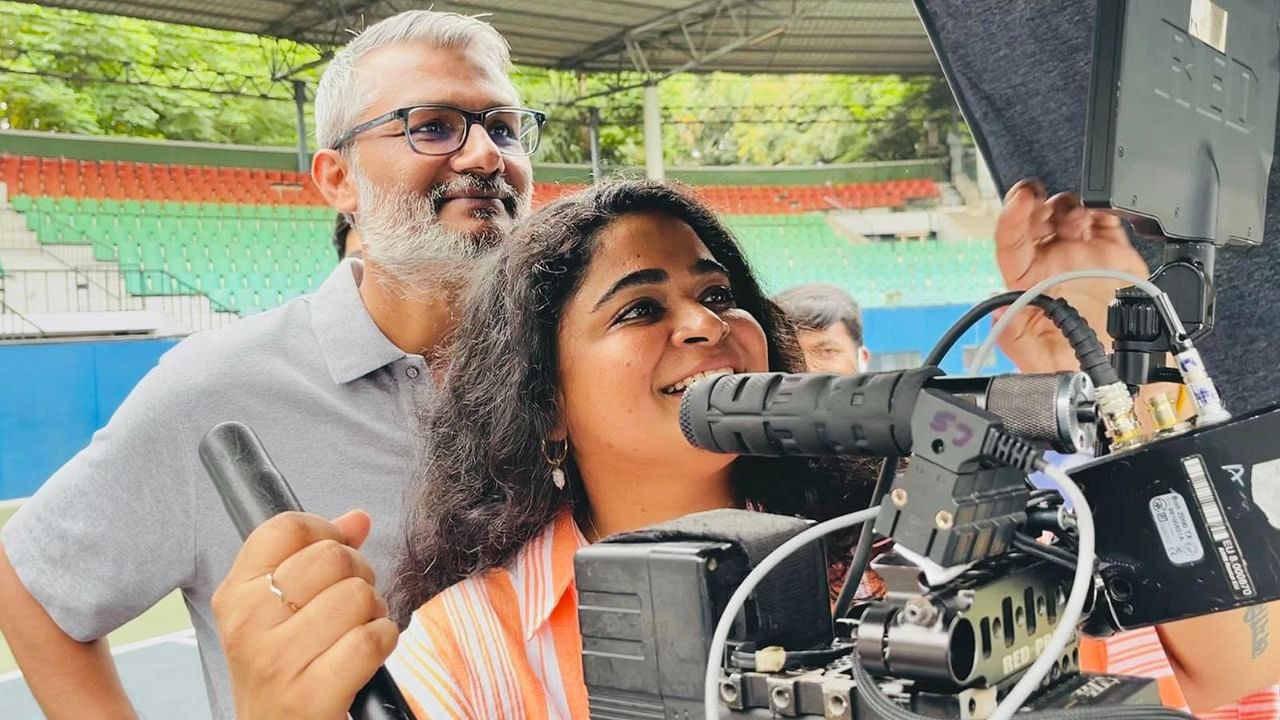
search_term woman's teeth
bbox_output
[662,367,735,394]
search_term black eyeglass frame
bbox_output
[328,104,548,156]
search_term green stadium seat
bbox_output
[207,251,235,273]
[139,244,165,270]
[242,273,266,292]
[223,272,247,291]
[163,240,188,265]
[11,195,33,213]
[206,287,238,312]
[267,271,292,290]
[173,272,199,293]
[123,268,143,295]
[198,272,225,292]
[94,236,119,262]
[82,225,107,244]
[117,243,141,266]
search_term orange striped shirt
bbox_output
[386,511,1280,719]
[387,512,589,719]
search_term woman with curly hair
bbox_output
[213,179,874,719]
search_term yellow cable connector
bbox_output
[1147,393,1192,437]
[1096,382,1144,449]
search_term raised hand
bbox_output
[994,180,1149,373]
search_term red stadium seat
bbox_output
[1,154,941,218]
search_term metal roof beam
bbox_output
[260,0,387,45]
[564,0,753,71]
[563,0,834,76]
[564,0,834,103]
[0,46,296,100]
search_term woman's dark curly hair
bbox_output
[390,179,874,624]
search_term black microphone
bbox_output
[678,369,1097,457]
[199,421,415,720]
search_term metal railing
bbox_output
[0,297,45,339]
[0,266,238,339]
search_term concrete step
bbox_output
[0,248,73,272]
[41,243,97,267]
[0,208,40,251]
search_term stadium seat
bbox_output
[3,153,960,312]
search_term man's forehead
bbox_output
[800,325,858,347]
[357,43,518,113]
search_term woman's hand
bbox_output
[211,510,399,720]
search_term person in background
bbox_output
[774,282,871,373]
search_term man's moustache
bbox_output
[429,177,517,213]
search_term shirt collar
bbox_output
[522,512,590,641]
[310,258,408,384]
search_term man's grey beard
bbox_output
[350,166,531,292]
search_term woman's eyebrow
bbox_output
[592,268,669,311]
[691,258,730,276]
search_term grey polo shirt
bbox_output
[3,259,429,720]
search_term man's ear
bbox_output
[312,148,359,216]
[858,345,872,373]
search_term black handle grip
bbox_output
[199,421,303,539]
[199,421,416,720]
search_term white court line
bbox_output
[110,628,196,655]
[0,628,197,685]
[0,497,29,511]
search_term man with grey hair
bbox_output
[0,10,542,719]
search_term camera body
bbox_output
[575,509,1161,719]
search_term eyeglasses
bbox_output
[329,104,548,157]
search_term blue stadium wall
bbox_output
[0,308,1011,501]
[0,337,178,500]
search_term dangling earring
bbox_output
[542,438,569,490]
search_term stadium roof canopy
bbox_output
[20,0,940,77]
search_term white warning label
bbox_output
[1149,492,1205,566]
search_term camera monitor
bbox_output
[1082,0,1280,246]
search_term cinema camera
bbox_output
[572,2,1280,718]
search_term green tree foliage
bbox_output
[0,1,322,144]
[0,1,953,166]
